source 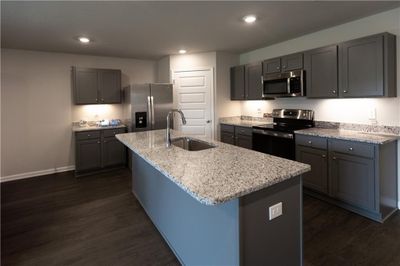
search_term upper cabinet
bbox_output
[230,62,263,100]
[231,32,396,100]
[281,53,303,71]
[339,33,396,98]
[245,62,263,100]
[262,53,303,75]
[304,45,338,98]
[73,67,122,104]
[230,65,245,100]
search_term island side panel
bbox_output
[131,152,240,265]
[239,176,303,266]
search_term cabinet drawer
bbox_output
[235,126,252,137]
[103,128,126,137]
[221,124,234,133]
[329,139,374,158]
[295,134,327,150]
[76,131,101,140]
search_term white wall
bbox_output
[240,7,400,127]
[240,7,400,207]
[1,49,156,178]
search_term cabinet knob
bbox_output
[343,90,348,93]
[322,154,326,158]
[95,98,98,102]
[104,140,107,143]
[332,156,337,160]
[332,89,336,94]
[308,140,312,144]
[97,141,100,144]
[282,65,286,69]
[87,134,91,137]
[101,98,104,102]
[231,136,234,139]
[348,147,353,151]
[276,67,280,70]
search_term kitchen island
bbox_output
[116,130,310,265]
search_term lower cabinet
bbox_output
[296,145,328,194]
[220,124,253,150]
[296,134,398,222]
[75,128,127,176]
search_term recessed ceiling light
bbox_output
[243,15,257,24]
[78,37,90,43]
[179,49,187,54]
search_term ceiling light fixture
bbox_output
[78,37,91,43]
[243,15,257,24]
[179,49,187,54]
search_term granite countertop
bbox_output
[116,130,310,205]
[295,128,399,145]
[72,124,127,132]
[219,117,270,128]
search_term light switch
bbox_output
[269,202,283,220]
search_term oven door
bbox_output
[252,129,295,160]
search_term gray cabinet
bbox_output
[245,62,263,100]
[76,139,102,172]
[296,134,397,222]
[75,128,126,176]
[281,53,303,71]
[262,53,303,76]
[262,58,281,74]
[220,124,253,150]
[230,65,245,100]
[73,68,98,104]
[98,70,121,103]
[296,145,328,194]
[304,45,338,98]
[73,67,122,104]
[339,33,396,97]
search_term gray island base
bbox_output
[117,130,310,265]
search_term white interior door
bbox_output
[172,68,213,139]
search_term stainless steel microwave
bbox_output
[262,70,305,98]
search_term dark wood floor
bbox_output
[2,169,400,266]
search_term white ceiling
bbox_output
[2,1,399,60]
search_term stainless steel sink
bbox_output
[171,137,216,151]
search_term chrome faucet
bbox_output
[166,109,187,147]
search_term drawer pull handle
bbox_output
[322,154,326,158]
[349,147,353,151]
[308,141,312,144]
[87,134,91,137]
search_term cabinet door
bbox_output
[235,134,252,150]
[281,53,303,71]
[230,66,245,100]
[304,45,338,98]
[262,58,281,74]
[98,70,121,103]
[296,146,328,194]
[76,139,101,172]
[330,152,375,211]
[339,34,384,97]
[245,62,263,100]
[73,67,99,104]
[102,136,126,167]
[221,131,235,145]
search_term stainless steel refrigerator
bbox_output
[123,83,173,132]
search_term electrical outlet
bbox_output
[268,202,283,221]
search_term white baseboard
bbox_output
[1,165,75,183]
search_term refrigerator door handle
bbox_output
[150,96,155,127]
[147,96,152,127]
